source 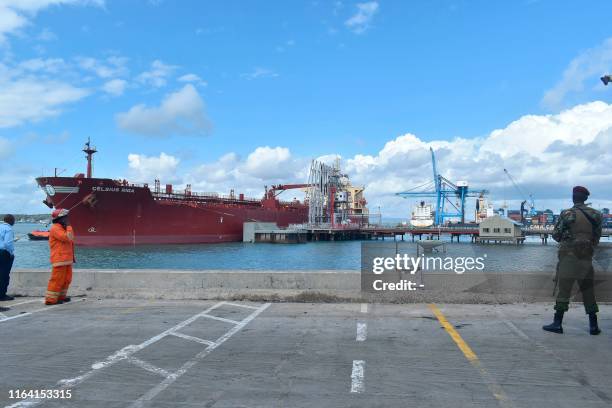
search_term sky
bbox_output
[0,0,611,218]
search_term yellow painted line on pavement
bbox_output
[428,303,477,361]
[428,304,514,408]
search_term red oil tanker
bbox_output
[36,141,308,246]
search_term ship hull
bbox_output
[36,177,308,246]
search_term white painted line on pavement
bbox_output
[127,357,171,378]
[223,302,260,310]
[6,299,41,307]
[360,303,368,313]
[171,331,215,346]
[4,301,228,408]
[0,299,85,324]
[356,322,367,342]
[350,360,365,393]
[128,303,271,408]
[200,313,240,325]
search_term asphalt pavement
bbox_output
[0,297,610,407]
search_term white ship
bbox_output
[475,194,495,223]
[410,201,434,227]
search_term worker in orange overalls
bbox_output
[45,208,75,305]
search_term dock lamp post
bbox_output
[602,75,612,86]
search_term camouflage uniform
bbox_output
[552,203,603,314]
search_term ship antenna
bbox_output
[83,137,97,178]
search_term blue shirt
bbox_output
[0,222,14,256]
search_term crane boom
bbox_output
[268,183,312,199]
[503,168,536,216]
[430,147,438,185]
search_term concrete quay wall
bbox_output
[8,269,612,303]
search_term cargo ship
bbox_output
[36,141,308,246]
[410,201,434,227]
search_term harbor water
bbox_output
[10,223,575,272]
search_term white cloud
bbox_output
[244,146,294,179]
[102,78,127,96]
[342,101,612,215]
[345,1,379,34]
[542,38,612,109]
[181,146,306,199]
[0,171,46,214]
[116,84,211,137]
[113,100,612,216]
[178,73,207,86]
[0,0,104,43]
[76,55,129,79]
[18,57,67,73]
[0,76,89,127]
[240,67,279,80]
[137,59,177,88]
[127,152,180,183]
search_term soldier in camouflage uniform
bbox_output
[543,186,602,335]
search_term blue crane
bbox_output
[396,147,488,226]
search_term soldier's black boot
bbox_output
[589,313,601,335]
[543,311,564,334]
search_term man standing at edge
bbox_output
[0,214,16,302]
[46,209,75,305]
[543,186,603,335]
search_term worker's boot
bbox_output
[589,313,601,335]
[543,311,564,334]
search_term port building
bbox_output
[477,215,524,244]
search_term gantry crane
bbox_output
[396,147,488,225]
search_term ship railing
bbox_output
[150,191,262,203]
[113,180,303,205]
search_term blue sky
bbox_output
[0,0,611,215]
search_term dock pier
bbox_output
[245,223,612,245]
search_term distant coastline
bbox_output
[2,214,50,223]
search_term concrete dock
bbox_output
[1,298,611,407]
[7,268,612,304]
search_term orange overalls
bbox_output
[46,224,75,305]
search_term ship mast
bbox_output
[83,138,97,178]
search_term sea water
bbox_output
[9,223,580,271]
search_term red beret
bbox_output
[573,186,590,196]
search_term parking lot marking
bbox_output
[127,357,171,378]
[360,303,368,313]
[5,299,41,307]
[200,313,240,325]
[4,301,230,408]
[350,360,365,393]
[224,302,260,310]
[128,302,270,408]
[429,304,514,408]
[356,322,367,342]
[170,331,215,346]
[0,299,85,324]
